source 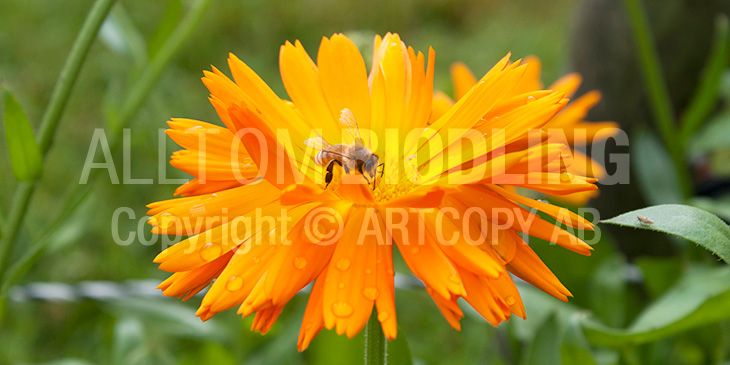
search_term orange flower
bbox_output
[148,34,597,351]
[433,56,619,205]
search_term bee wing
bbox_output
[338,108,363,145]
[304,137,331,151]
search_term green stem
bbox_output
[0,0,116,286]
[364,309,386,365]
[0,184,93,297]
[623,0,691,198]
[0,0,213,297]
[113,0,213,136]
[37,0,118,156]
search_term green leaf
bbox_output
[582,265,730,347]
[681,15,730,140]
[600,204,730,264]
[632,128,684,205]
[2,85,43,181]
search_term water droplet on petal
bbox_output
[525,95,537,103]
[448,273,462,284]
[362,287,380,300]
[386,269,394,276]
[410,247,420,255]
[338,282,345,289]
[336,258,351,271]
[200,243,221,262]
[226,276,243,291]
[252,257,260,264]
[304,323,313,331]
[190,204,206,216]
[506,296,517,305]
[293,257,307,269]
[365,268,373,275]
[331,302,353,318]
[157,212,176,229]
[377,312,389,321]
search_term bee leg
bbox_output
[370,163,385,191]
[325,159,343,189]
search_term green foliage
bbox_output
[601,205,730,264]
[680,15,730,141]
[633,128,684,205]
[2,85,43,181]
[522,314,562,365]
[582,265,730,347]
[1,0,730,364]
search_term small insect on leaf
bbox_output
[637,215,654,225]
[3,84,43,181]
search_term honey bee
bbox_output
[305,109,382,189]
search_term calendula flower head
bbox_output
[147,33,598,351]
[433,56,620,205]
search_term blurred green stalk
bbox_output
[364,309,386,365]
[622,0,692,198]
[0,0,117,294]
[113,0,212,136]
[0,0,214,300]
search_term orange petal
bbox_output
[317,34,372,135]
[280,40,339,139]
[450,62,478,101]
[383,209,465,299]
[549,73,582,98]
[322,207,377,338]
[298,269,327,351]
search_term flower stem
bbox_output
[364,309,386,365]
[622,0,692,198]
[0,0,116,289]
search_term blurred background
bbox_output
[2,0,730,364]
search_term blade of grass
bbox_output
[0,0,117,292]
[680,15,730,142]
[0,0,214,300]
[622,0,691,198]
